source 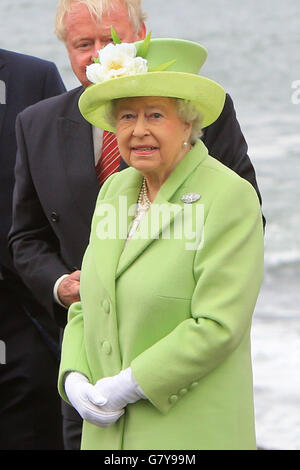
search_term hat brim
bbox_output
[79,72,226,132]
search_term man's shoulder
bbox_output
[0,48,56,72]
[18,86,84,121]
[202,93,234,134]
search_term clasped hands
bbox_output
[65,368,145,428]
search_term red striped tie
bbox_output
[96,131,121,186]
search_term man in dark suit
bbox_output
[0,48,66,449]
[8,0,263,450]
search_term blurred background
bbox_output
[1,0,300,450]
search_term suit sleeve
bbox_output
[202,94,265,226]
[8,113,70,327]
[131,179,264,414]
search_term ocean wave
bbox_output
[249,132,300,160]
[264,250,300,268]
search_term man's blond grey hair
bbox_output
[55,0,147,42]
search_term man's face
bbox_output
[64,1,146,88]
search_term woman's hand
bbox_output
[64,372,124,427]
[87,368,146,411]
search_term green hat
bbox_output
[79,37,225,132]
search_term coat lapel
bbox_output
[89,140,208,296]
[116,140,208,279]
[116,194,182,279]
[58,88,100,227]
[90,171,142,296]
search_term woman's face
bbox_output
[115,97,192,183]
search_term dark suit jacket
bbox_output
[8,86,263,329]
[0,49,66,347]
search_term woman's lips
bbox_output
[131,146,158,156]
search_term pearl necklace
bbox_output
[137,177,151,210]
[125,178,151,246]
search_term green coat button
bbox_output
[102,341,112,355]
[190,381,199,389]
[178,388,188,396]
[168,395,178,404]
[102,300,110,314]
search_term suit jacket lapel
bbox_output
[58,87,100,227]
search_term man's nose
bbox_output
[91,41,103,62]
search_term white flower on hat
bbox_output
[86,42,148,84]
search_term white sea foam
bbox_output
[265,250,300,267]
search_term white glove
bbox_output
[64,371,124,428]
[86,368,146,411]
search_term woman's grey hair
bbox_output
[106,98,203,144]
[174,99,203,143]
[55,0,147,41]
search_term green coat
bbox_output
[58,140,264,450]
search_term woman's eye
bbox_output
[121,113,134,120]
[151,113,163,119]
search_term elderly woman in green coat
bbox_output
[58,36,264,450]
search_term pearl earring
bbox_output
[183,141,188,147]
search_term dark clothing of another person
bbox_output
[0,49,65,449]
